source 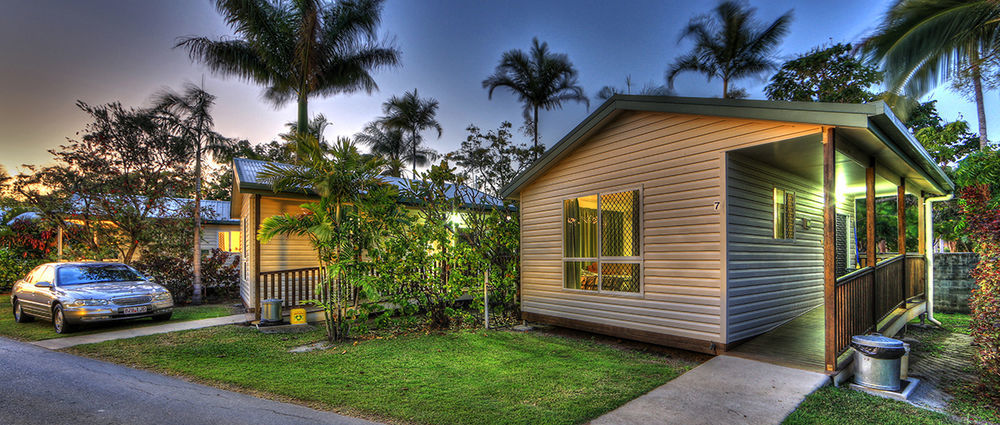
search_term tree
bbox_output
[278,114,334,161]
[13,102,190,263]
[152,83,233,305]
[483,37,588,156]
[594,75,673,102]
[765,43,883,103]
[355,121,435,177]
[449,121,543,197]
[666,1,792,99]
[862,0,1000,148]
[257,136,391,342]
[379,89,443,176]
[177,0,400,135]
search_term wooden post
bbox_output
[898,178,907,298]
[57,227,63,261]
[254,194,262,321]
[823,127,837,372]
[917,192,927,254]
[866,161,877,267]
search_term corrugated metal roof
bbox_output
[233,157,509,210]
[7,197,238,226]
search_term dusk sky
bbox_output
[1,0,995,176]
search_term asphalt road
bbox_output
[0,337,379,425]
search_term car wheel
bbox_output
[152,312,172,322]
[52,305,73,334]
[12,299,33,323]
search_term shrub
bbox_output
[133,249,239,304]
[0,248,43,291]
[961,184,1000,404]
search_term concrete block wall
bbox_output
[934,253,979,314]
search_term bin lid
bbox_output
[851,334,904,349]
[262,298,283,303]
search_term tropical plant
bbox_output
[152,83,233,304]
[959,182,1000,402]
[257,135,391,342]
[483,37,589,156]
[666,1,792,99]
[861,0,1000,148]
[379,89,442,176]
[355,121,434,177]
[177,0,400,135]
[594,75,673,102]
[765,43,884,103]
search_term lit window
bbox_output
[774,188,796,239]
[563,189,641,293]
[218,231,241,253]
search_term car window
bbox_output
[37,266,55,285]
[23,266,44,283]
[56,264,144,286]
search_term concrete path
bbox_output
[32,313,250,350]
[591,355,828,425]
[0,337,377,425]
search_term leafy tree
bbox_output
[862,0,1000,148]
[355,120,434,177]
[483,37,588,156]
[449,121,543,197]
[379,89,443,176]
[13,102,190,263]
[152,83,233,304]
[765,43,883,103]
[667,1,792,98]
[178,0,400,135]
[594,75,673,102]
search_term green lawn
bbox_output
[68,326,699,425]
[0,294,233,341]
[784,386,960,425]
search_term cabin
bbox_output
[229,157,505,317]
[499,96,954,373]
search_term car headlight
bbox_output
[69,299,109,307]
[153,292,173,302]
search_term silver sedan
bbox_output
[11,262,174,334]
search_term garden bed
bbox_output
[0,294,234,341]
[67,325,703,425]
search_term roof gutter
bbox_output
[868,103,955,194]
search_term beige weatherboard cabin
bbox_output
[500,96,954,372]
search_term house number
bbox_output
[714,201,721,210]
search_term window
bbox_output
[563,189,641,293]
[773,188,796,239]
[218,231,241,253]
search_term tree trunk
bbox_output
[532,105,540,161]
[412,128,418,177]
[192,139,203,305]
[297,93,309,137]
[972,64,988,149]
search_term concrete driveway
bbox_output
[0,337,379,425]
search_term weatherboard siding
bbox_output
[518,111,821,345]
[259,197,321,272]
[725,153,855,342]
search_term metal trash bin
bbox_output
[260,298,284,325]
[852,335,907,391]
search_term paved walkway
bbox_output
[591,355,828,425]
[0,337,377,425]
[32,313,250,350]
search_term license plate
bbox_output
[122,306,147,314]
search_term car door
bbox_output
[21,265,54,317]
[13,266,42,314]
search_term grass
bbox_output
[932,313,972,335]
[783,386,960,425]
[0,294,233,341]
[68,326,699,425]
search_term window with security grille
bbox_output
[218,231,241,253]
[563,189,641,293]
[773,188,796,239]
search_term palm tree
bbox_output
[666,1,792,99]
[355,121,435,177]
[152,83,233,305]
[177,0,400,135]
[257,135,386,342]
[595,75,674,102]
[278,114,333,160]
[862,0,1000,149]
[483,37,589,157]
[379,89,443,176]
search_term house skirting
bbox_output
[522,311,725,355]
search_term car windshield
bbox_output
[57,264,145,286]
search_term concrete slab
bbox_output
[591,355,828,425]
[32,313,250,350]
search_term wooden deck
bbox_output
[727,306,826,372]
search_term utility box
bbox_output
[290,308,307,325]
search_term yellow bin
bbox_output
[290,308,308,325]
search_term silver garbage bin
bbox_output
[851,335,907,391]
[260,298,284,325]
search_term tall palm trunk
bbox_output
[971,59,988,149]
[297,92,309,138]
[192,120,204,305]
[532,104,539,160]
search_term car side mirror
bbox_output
[34,281,53,289]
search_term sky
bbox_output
[0,0,995,176]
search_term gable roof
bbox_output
[231,157,508,217]
[499,95,955,198]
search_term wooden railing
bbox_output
[256,267,327,316]
[832,253,926,357]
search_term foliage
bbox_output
[12,101,191,263]
[0,218,58,260]
[205,139,299,200]
[378,89,442,176]
[959,182,1000,403]
[594,75,673,101]
[0,248,43,291]
[177,0,400,135]
[667,1,792,98]
[483,37,588,152]
[449,121,543,198]
[765,43,883,103]
[354,120,426,177]
[133,249,239,305]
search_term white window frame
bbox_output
[560,186,643,297]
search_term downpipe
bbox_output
[924,193,953,327]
